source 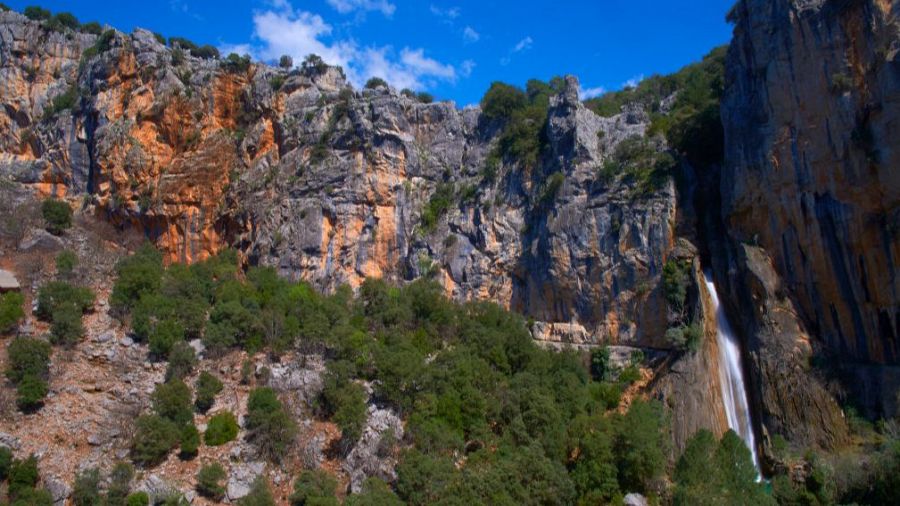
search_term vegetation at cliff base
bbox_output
[107,244,670,501]
[41,199,72,235]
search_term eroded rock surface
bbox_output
[722,0,900,416]
[0,11,680,347]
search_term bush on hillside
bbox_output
[290,470,338,506]
[364,77,388,89]
[238,477,275,506]
[41,199,72,235]
[72,468,102,506]
[36,281,94,320]
[131,415,179,467]
[196,463,227,500]
[179,423,200,459]
[195,371,223,412]
[245,387,296,462]
[0,292,25,333]
[205,411,239,446]
[165,341,196,381]
[151,379,193,426]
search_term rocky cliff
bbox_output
[722,0,900,424]
[0,9,679,348]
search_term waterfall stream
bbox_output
[703,271,761,475]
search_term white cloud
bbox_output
[251,9,355,69]
[500,36,533,65]
[462,26,480,43]
[222,3,465,91]
[579,85,607,100]
[622,74,645,89]
[429,5,460,20]
[327,0,396,16]
[218,42,254,56]
[459,59,475,77]
[400,49,456,80]
[512,36,533,53]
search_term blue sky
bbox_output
[7,0,736,106]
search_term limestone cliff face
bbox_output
[0,11,678,347]
[722,0,900,418]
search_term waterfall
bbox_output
[703,271,761,474]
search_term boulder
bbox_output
[227,462,266,501]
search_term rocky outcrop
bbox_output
[722,0,900,418]
[650,256,729,455]
[0,11,681,347]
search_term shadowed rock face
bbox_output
[0,11,679,347]
[719,0,900,445]
[723,0,899,369]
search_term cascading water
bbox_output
[703,271,761,475]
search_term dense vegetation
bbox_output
[586,46,726,168]
[104,244,677,502]
[480,78,565,172]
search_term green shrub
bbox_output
[416,92,434,104]
[165,341,196,381]
[301,54,328,74]
[662,259,690,312]
[0,292,25,333]
[126,492,150,506]
[328,382,367,450]
[131,415,179,466]
[196,463,227,500]
[540,172,565,204]
[23,6,51,21]
[167,36,198,52]
[6,337,51,384]
[674,429,772,505]
[278,55,293,69]
[195,371,224,412]
[667,323,702,352]
[80,21,102,35]
[192,45,219,59]
[421,182,455,233]
[618,365,641,385]
[222,53,252,73]
[49,303,84,347]
[0,446,11,480]
[55,250,78,277]
[344,478,402,506]
[46,12,79,31]
[179,423,200,459]
[72,468,102,506]
[205,411,239,446]
[41,199,72,234]
[245,387,297,462]
[831,72,853,94]
[15,375,48,412]
[106,462,135,506]
[365,77,388,89]
[8,455,40,499]
[481,82,527,121]
[110,244,164,313]
[151,379,193,426]
[239,477,276,506]
[36,281,94,320]
[290,469,338,505]
[590,346,613,381]
[149,318,184,359]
